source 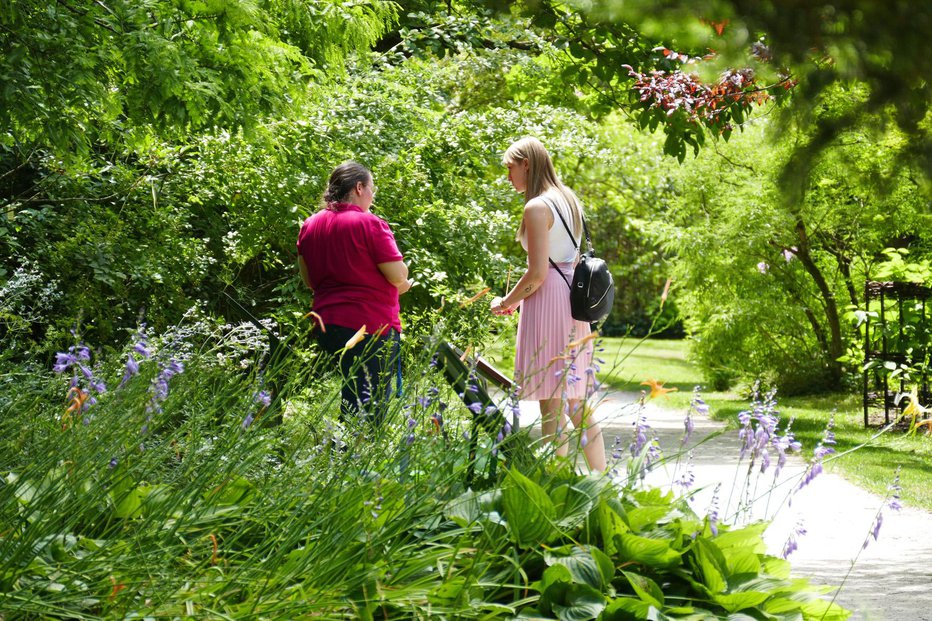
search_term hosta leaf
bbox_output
[545,546,607,590]
[712,590,771,613]
[614,531,681,568]
[551,584,607,621]
[502,468,556,546]
[691,538,727,593]
[724,549,761,578]
[799,598,850,621]
[761,557,792,579]
[762,597,805,615]
[552,475,608,530]
[601,597,655,620]
[621,570,664,608]
[446,489,481,526]
[625,505,671,533]
[715,523,767,554]
[111,486,144,519]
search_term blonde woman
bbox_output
[491,137,605,472]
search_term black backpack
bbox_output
[543,197,616,324]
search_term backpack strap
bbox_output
[541,195,589,290]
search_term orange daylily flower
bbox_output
[302,310,326,333]
[109,576,126,601]
[566,332,600,351]
[460,287,491,307]
[209,533,219,565]
[65,386,91,413]
[62,387,91,429]
[640,379,678,400]
[344,325,367,349]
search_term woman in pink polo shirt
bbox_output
[297,161,412,425]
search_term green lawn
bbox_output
[598,338,932,511]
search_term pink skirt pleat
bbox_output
[514,263,594,401]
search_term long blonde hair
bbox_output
[502,137,583,242]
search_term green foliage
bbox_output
[0,0,397,155]
[0,328,851,619]
[579,0,932,188]
[662,91,930,393]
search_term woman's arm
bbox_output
[492,199,552,314]
[378,260,413,295]
[298,256,313,292]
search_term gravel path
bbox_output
[515,392,932,621]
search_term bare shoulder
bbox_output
[523,197,552,218]
[523,198,553,231]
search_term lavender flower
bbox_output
[119,326,153,387]
[147,356,185,416]
[241,412,255,430]
[707,484,721,536]
[610,436,622,461]
[674,453,695,492]
[782,520,807,558]
[53,351,77,373]
[255,390,272,408]
[864,468,903,549]
[629,408,661,480]
[682,410,695,447]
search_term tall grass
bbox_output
[0,325,850,619]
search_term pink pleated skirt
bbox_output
[514,263,594,401]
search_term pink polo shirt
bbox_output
[297,203,403,335]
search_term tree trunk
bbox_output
[794,219,844,388]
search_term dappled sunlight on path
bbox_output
[516,392,932,621]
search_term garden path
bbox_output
[515,393,932,621]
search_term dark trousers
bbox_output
[317,325,401,426]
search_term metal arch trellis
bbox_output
[862,281,932,427]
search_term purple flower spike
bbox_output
[682,411,694,446]
[255,390,272,407]
[242,412,255,429]
[707,484,721,536]
[782,520,807,559]
[109,457,118,469]
[53,352,77,373]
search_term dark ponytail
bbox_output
[322,161,371,207]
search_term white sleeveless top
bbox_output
[520,187,581,263]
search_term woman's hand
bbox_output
[490,296,515,315]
